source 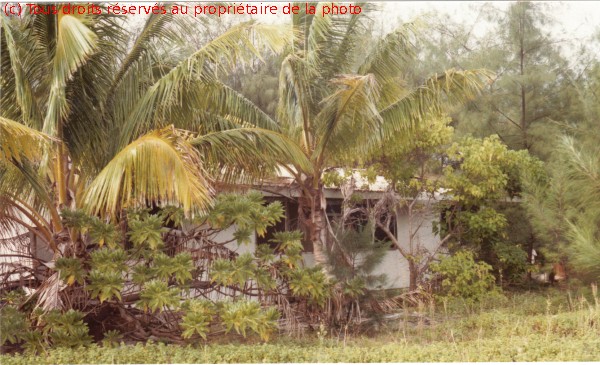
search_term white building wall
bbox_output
[209,200,440,290]
[212,225,256,256]
[1,193,442,290]
[0,227,37,284]
[375,209,439,289]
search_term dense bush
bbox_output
[430,250,499,304]
[0,193,333,352]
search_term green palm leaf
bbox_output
[0,117,54,162]
[1,15,45,127]
[43,12,99,137]
[83,126,212,219]
[313,74,382,165]
[192,127,313,181]
[380,69,491,136]
[117,22,293,150]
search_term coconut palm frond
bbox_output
[0,194,29,239]
[305,3,374,79]
[277,54,319,150]
[109,9,184,95]
[32,273,65,312]
[380,69,490,136]
[0,193,54,245]
[357,22,417,81]
[42,12,99,137]
[313,74,382,165]
[61,12,124,172]
[1,14,45,128]
[193,127,313,182]
[0,117,54,163]
[327,3,377,76]
[117,22,292,149]
[83,126,213,220]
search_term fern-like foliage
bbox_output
[220,301,279,341]
[137,280,181,312]
[55,257,86,286]
[86,270,124,303]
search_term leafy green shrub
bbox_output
[4,288,598,362]
[220,301,280,341]
[101,330,123,348]
[86,270,124,303]
[180,300,215,340]
[55,258,86,286]
[2,193,335,350]
[128,214,166,250]
[0,306,28,346]
[211,254,258,288]
[207,192,284,242]
[270,231,304,268]
[2,331,600,364]
[9,309,94,352]
[138,280,181,312]
[493,241,529,284]
[286,267,330,305]
[44,310,93,348]
[431,250,499,303]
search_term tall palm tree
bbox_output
[208,4,489,266]
[2,3,488,281]
[0,8,306,268]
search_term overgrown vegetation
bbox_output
[2,288,599,363]
[1,0,600,361]
[0,193,344,352]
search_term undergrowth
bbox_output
[2,286,598,363]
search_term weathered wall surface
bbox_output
[210,201,440,290]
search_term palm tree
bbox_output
[216,4,488,267]
[0,7,308,304]
[2,4,487,284]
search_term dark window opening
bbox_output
[256,197,313,253]
[257,197,397,253]
[326,198,396,244]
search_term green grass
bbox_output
[2,287,599,363]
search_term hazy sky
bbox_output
[380,2,599,40]
[123,1,600,61]
[377,1,600,59]
[212,1,599,40]
[218,1,600,53]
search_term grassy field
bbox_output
[2,287,599,363]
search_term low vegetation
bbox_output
[2,287,599,363]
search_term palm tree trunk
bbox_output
[310,193,328,267]
[298,180,330,268]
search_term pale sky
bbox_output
[380,2,599,41]
[121,1,600,62]
[378,1,600,60]
[219,1,600,56]
[216,1,600,40]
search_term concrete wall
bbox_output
[377,209,439,288]
[209,191,441,290]
[1,192,442,290]
[0,227,36,284]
